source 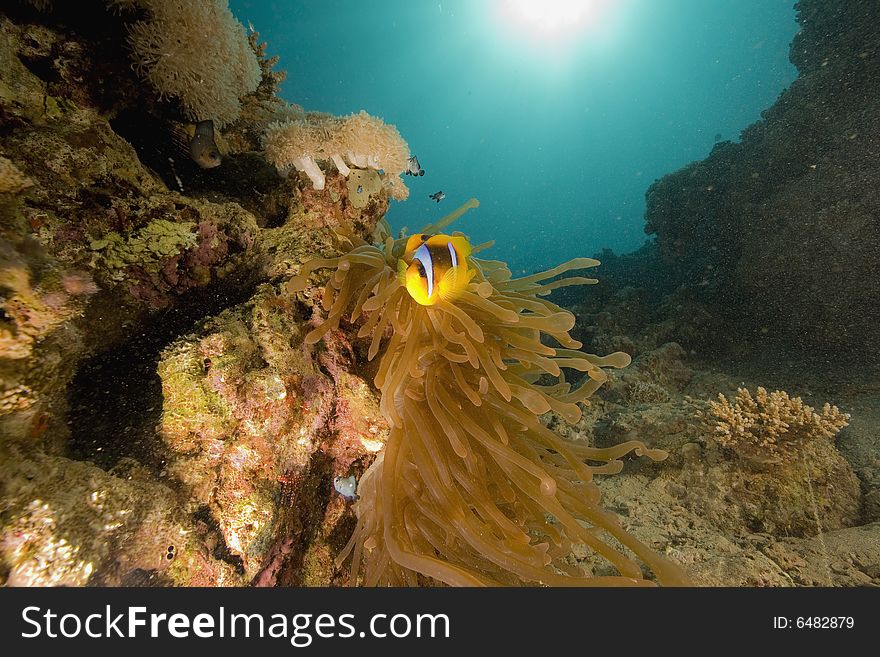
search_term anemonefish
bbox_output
[397,233,472,305]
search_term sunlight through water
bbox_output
[498,0,613,41]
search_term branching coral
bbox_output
[708,386,849,465]
[125,0,261,127]
[263,110,411,200]
[287,200,690,586]
[681,387,860,537]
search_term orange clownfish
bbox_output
[397,233,473,305]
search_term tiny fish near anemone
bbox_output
[334,475,359,501]
[405,155,425,176]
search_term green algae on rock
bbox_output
[90,219,198,279]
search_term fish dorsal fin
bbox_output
[448,235,472,260]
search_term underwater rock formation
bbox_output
[578,345,876,584]
[154,283,389,585]
[685,387,860,538]
[641,0,880,360]
[592,351,861,540]
[2,450,188,586]
[557,1,880,570]
[0,1,395,586]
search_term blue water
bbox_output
[231,0,798,275]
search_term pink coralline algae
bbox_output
[128,220,233,309]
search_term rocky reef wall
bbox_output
[554,0,880,585]
[642,0,880,361]
[0,1,392,586]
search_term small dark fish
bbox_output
[405,155,425,176]
[189,120,221,169]
[429,190,445,203]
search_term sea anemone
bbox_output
[287,199,689,586]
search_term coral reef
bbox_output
[0,1,396,586]
[221,30,289,155]
[85,201,259,310]
[2,448,190,586]
[0,156,32,194]
[562,342,876,583]
[707,387,849,466]
[152,284,387,583]
[680,387,860,537]
[3,0,877,590]
[549,0,880,565]
[586,345,862,539]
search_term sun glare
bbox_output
[500,0,611,40]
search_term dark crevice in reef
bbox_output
[193,506,246,576]
[17,50,59,87]
[273,450,335,586]
[8,0,148,116]
[66,275,262,474]
[108,111,289,223]
[109,110,225,195]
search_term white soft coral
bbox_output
[262,110,411,198]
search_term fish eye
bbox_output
[420,234,429,242]
[210,151,219,159]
